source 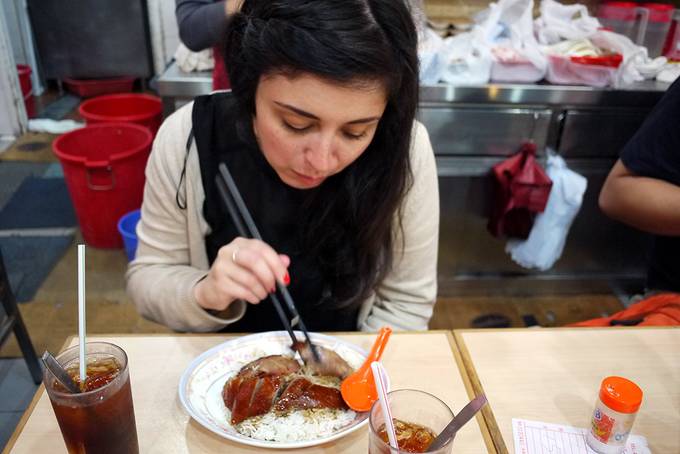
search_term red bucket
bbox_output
[16,64,32,95]
[78,93,162,136]
[53,123,153,248]
[16,65,35,118]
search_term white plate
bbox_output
[178,331,379,449]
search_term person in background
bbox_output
[127,0,440,333]
[599,78,680,293]
[175,0,242,89]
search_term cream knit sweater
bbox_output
[126,102,440,332]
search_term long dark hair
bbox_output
[224,0,419,310]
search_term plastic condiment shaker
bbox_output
[586,376,643,454]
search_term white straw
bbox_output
[77,244,86,385]
[371,361,398,454]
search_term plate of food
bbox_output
[178,331,380,449]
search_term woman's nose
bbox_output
[305,133,336,174]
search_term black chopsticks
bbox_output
[215,162,321,362]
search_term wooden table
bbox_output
[454,327,680,454]
[5,331,493,453]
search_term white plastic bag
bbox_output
[419,27,447,84]
[589,30,667,86]
[438,30,494,85]
[506,151,587,271]
[477,0,547,82]
[535,0,601,45]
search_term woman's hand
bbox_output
[193,237,290,312]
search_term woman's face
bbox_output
[252,73,388,189]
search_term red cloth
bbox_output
[488,142,552,239]
[568,293,680,326]
[212,45,230,90]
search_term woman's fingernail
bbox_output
[270,287,275,293]
[283,272,290,286]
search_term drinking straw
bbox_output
[77,244,86,386]
[371,361,398,454]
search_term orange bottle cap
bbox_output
[599,376,643,414]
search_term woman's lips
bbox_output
[293,171,325,186]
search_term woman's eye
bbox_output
[343,130,367,141]
[282,121,311,133]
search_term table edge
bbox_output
[454,326,679,335]
[3,336,73,454]
[453,330,509,454]
[446,331,498,453]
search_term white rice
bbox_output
[233,408,357,442]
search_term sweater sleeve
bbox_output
[125,104,245,332]
[175,0,229,51]
[359,122,440,331]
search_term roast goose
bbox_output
[223,348,353,425]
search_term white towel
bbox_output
[506,151,587,271]
[174,43,215,73]
[28,119,84,134]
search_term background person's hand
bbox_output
[225,0,243,16]
[193,237,290,312]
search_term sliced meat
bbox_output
[238,355,301,377]
[223,353,350,425]
[246,375,285,420]
[223,355,301,413]
[230,375,258,425]
[274,377,347,413]
[223,374,242,409]
[292,342,354,379]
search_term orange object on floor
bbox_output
[568,293,680,327]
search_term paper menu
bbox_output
[512,419,650,454]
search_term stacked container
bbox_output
[78,94,163,136]
[641,3,675,57]
[597,2,645,42]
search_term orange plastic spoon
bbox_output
[341,326,392,412]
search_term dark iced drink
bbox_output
[368,389,454,454]
[44,342,139,454]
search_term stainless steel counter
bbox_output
[420,80,669,107]
[158,61,670,110]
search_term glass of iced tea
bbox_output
[368,389,455,454]
[43,342,139,454]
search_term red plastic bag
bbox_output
[488,142,553,239]
[568,293,680,326]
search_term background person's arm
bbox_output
[175,0,232,51]
[599,159,680,236]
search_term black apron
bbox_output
[192,93,358,331]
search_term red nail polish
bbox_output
[270,287,275,293]
[283,272,290,286]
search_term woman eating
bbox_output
[126,0,439,332]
